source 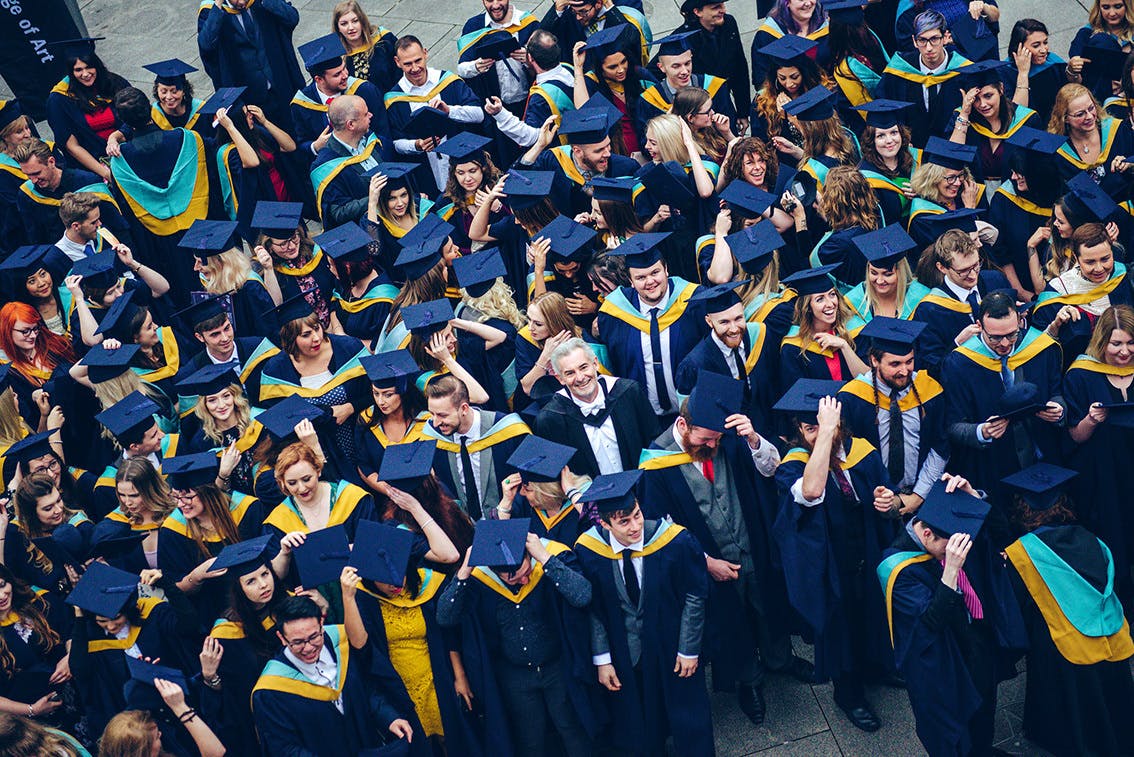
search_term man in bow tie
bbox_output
[534,338,657,478]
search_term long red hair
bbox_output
[0,302,75,385]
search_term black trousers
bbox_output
[495,657,592,757]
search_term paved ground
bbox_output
[1,1,1112,755]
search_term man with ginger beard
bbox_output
[639,372,813,728]
[839,317,949,518]
[676,282,778,437]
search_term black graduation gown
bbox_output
[251,625,405,757]
[419,411,530,516]
[987,180,1052,298]
[908,270,1010,377]
[205,614,279,757]
[772,438,900,681]
[676,322,778,436]
[16,167,132,247]
[676,15,751,118]
[573,520,714,757]
[521,147,641,219]
[879,529,1027,757]
[534,378,657,479]
[880,50,971,146]
[1005,525,1134,757]
[1030,267,1134,371]
[0,590,71,717]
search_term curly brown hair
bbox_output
[819,166,880,231]
[722,137,780,191]
[0,565,61,678]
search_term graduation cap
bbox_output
[87,531,148,563]
[992,381,1047,421]
[313,222,372,263]
[758,35,818,65]
[361,349,420,389]
[773,377,846,423]
[4,431,55,466]
[47,37,105,59]
[252,201,304,239]
[652,30,697,57]
[377,440,438,491]
[293,524,351,587]
[1065,172,1119,222]
[727,222,784,275]
[453,247,507,297]
[96,391,160,442]
[143,59,198,86]
[469,518,530,571]
[781,264,839,296]
[93,288,140,338]
[922,136,977,170]
[608,232,671,269]
[1096,398,1134,428]
[914,480,991,537]
[0,245,59,283]
[560,97,619,145]
[396,215,453,274]
[688,281,743,314]
[781,86,836,121]
[0,99,25,131]
[174,294,229,331]
[685,371,743,432]
[349,521,415,586]
[502,170,555,211]
[435,132,493,163]
[269,291,316,324]
[65,561,138,618]
[949,13,999,64]
[1001,463,1077,510]
[41,527,83,566]
[506,435,575,484]
[825,0,866,24]
[256,395,325,441]
[720,182,776,219]
[71,251,118,290]
[1083,33,1129,87]
[852,224,917,270]
[211,534,275,575]
[366,162,418,184]
[638,161,696,208]
[83,343,140,383]
[126,655,189,699]
[468,29,522,61]
[535,215,598,263]
[299,33,347,73]
[920,207,983,235]
[580,23,631,54]
[401,299,454,339]
[403,107,453,140]
[582,470,642,514]
[857,99,914,129]
[164,452,219,490]
[958,59,1009,88]
[857,317,925,355]
[179,219,240,258]
[1005,126,1067,158]
[200,87,247,116]
[591,176,636,204]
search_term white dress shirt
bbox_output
[492,65,574,147]
[591,532,645,666]
[943,277,979,316]
[453,408,484,499]
[207,343,241,366]
[637,287,678,414]
[393,68,485,188]
[918,56,949,110]
[456,10,530,104]
[569,376,623,475]
[711,331,747,380]
[284,643,344,714]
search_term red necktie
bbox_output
[701,458,714,484]
[942,562,985,619]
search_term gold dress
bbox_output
[376,569,445,737]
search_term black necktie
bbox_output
[732,347,747,381]
[927,82,939,113]
[966,291,980,320]
[648,308,672,412]
[622,551,641,606]
[888,395,906,485]
[459,437,482,520]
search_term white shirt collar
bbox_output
[570,376,611,414]
[710,330,742,357]
[919,54,948,76]
[397,68,441,94]
[284,642,337,683]
[207,344,240,365]
[608,532,644,554]
[943,277,977,301]
[455,408,482,442]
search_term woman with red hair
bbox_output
[0,302,75,428]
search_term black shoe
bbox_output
[838,702,881,732]
[779,655,815,684]
[737,684,766,726]
[881,671,906,689]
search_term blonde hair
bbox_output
[92,374,167,442]
[201,248,253,296]
[1048,83,1102,135]
[910,162,972,205]
[525,480,567,509]
[332,0,378,50]
[0,388,27,448]
[0,115,30,155]
[792,292,857,355]
[463,280,527,329]
[195,383,253,444]
[738,252,782,305]
[864,258,914,315]
[1086,304,1134,360]
[1088,0,1134,39]
[645,115,689,163]
[98,710,167,757]
[529,292,582,341]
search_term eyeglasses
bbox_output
[171,491,199,503]
[942,173,966,185]
[983,329,1020,345]
[1069,104,1097,120]
[283,630,323,651]
[12,325,40,337]
[915,34,945,47]
[30,459,62,476]
[949,260,981,277]
[696,106,714,116]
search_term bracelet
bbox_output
[955,115,970,126]
[420,517,436,527]
[1017,85,1030,90]
[27,704,34,718]
[178,708,198,724]
[204,674,222,689]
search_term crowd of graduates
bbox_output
[3,0,1134,754]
